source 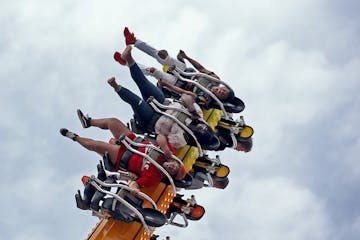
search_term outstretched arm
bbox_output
[158,80,201,119]
[178,50,220,79]
[140,66,178,85]
[159,79,196,98]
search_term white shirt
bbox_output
[154,101,203,148]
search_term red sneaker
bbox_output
[113,51,126,65]
[123,27,136,45]
[81,176,90,185]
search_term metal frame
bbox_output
[175,67,233,91]
[120,139,178,193]
[167,212,189,228]
[124,136,185,168]
[92,177,158,209]
[170,69,238,149]
[148,97,204,157]
[87,176,153,232]
[171,69,229,119]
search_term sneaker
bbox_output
[60,128,78,141]
[77,109,91,128]
[113,51,127,65]
[123,27,136,45]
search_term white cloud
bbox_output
[156,177,331,240]
[1,0,360,239]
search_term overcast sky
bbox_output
[1,0,359,239]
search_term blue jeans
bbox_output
[116,63,165,127]
[129,63,165,103]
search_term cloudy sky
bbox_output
[1,0,359,239]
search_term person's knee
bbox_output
[109,117,131,137]
[108,117,121,125]
[158,50,168,59]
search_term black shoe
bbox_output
[60,128,78,141]
[77,109,91,128]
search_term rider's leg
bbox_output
[90,118,132,139]
[75,136,120,165]
[108,77,155,126]
[133,38,163,63]
[134,38,186,70]
[122,46,165,103]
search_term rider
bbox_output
[60,113,186,193]
[123,27,187,71]
[122,27,235,109]
[217,133,253,152]
[110,45,217,149]
[177,50,220,80]
[214,119,253,152]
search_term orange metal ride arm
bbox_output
[85,109,222,240]
[86,183,175,240]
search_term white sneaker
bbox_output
[60,128,78,141]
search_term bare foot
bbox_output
[107,77,121,92]
[121,45,135,66]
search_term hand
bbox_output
[190,110,201,121]
[105,169,119,180]
[164,149,173,160]
[129,181,140,194]
[178,50,187,59]
[145,67,156,75]
[189,92,197,99]
[158,79,169,87]
[191,114,199,121]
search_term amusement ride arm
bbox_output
[88,176,152,233]
[92,176,158,209]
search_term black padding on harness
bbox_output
[119,136,144,169]
[131,113,160,135]
[209,96,245,113]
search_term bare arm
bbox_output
[159,79,197,98]
[129,180,140,194]
[181,94,203,120]
[178,50,220,79]
[180,94,196,112]
[156,134,173,159]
